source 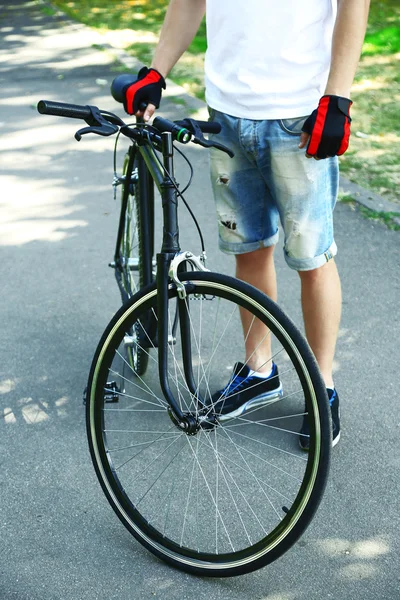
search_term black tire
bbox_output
[86,272,331,577]
[118,147,155,375]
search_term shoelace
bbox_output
[221,374,252,398]
[218,364,278,404]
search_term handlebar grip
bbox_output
[175,119,222,135]
[37,100,92,120]
[193,121,221,135]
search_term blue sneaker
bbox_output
[299,388,341,451]
[209,362,283,421]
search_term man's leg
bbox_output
[236,250,342,385]
[298,259,342,449]
[235,249,341,449]
[298,259,341,388]
[235,245,277,374]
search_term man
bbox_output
[122,0,370,449]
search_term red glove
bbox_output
[302,95,352,159]
[123,67,166,115]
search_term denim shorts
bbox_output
[208,108,339,271]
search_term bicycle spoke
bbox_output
[218,426,284,521]
[115,350,161,400]
[104,383,167,409]
[135,440,188,509]
[115,432,181,473]
[221,427,308,462]
[183,433,235,553]
[206,433,267,538]
[107,433,182,453]
[180,448,198,547]
[224,411,308,427]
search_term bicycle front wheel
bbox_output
[86,272,331,576]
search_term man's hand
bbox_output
[123,67,166,121]
[299,95,352,160]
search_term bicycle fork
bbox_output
[156,133,214,433]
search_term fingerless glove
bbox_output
[302,95,352,159]
[123,67,166,115]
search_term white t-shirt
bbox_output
[205,0,337,119]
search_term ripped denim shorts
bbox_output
[208,107,339,271]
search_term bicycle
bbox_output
[38,77,331,577]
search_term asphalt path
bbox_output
[1,2,399,599]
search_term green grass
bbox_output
[363,0,400,55]
[40,5,57,16]
[336,0,400,205]
[340,41,400,204]
[48,0,399,205]
[364,26,400,55]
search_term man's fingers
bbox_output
[135,103,156,121]
[300,132,321,159]
[143,103,157,122]
[298,131,310,149]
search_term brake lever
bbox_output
[75,105,119,141]
[204,139,235,158]
[192,137,234,158]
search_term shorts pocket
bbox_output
[278,116,309,136]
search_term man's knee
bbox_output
[235,245,275,267]
[297,258,338,283]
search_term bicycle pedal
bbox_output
[104,381,120,403]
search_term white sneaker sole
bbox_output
[217,385,283,422]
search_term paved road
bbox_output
[1,2,399,599]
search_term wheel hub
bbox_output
[167,407,218,435]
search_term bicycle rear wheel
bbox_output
[117,146,155,375]
[86,272,331,576]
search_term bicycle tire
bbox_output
[118,147,155,375]
[86,271,331,577]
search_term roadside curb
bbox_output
[338,178,400,224]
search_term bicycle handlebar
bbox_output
[37,98,221,137]
[37,92,233,156]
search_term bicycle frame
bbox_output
[126,131,208,430]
